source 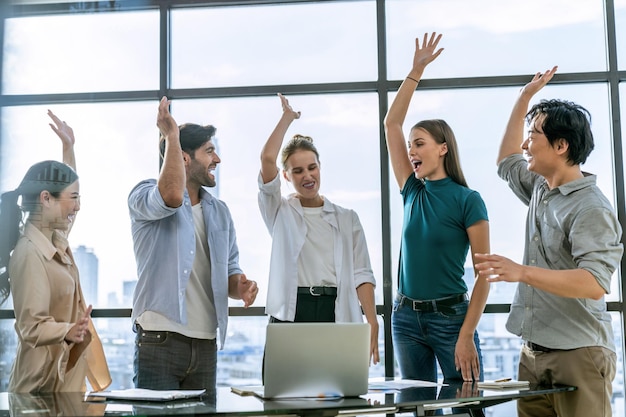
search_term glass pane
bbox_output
[1,101,158,308]
[386,0,607,79]
[0,318,16,391]
[2,10,159,94]
[612,312,625,415]
[388,83,619,301]
[172,93,383,306]
[616,0,626,70]
[171,1,377,88]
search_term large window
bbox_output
[0,2,624,415]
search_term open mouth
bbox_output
[302,181,315,190]
[411,160,422,171]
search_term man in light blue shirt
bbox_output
[128,97,258,402]
[476,67,623,417]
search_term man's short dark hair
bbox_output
[159,123,217,158]
[526,99,594,165]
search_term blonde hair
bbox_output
[280,134,320,169]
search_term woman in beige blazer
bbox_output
[0,113,110,393]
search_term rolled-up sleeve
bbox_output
[571,206,623,293]
[497,154,538,206]
[258,171,284,233]
[128,179,176,221]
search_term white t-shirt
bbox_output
[137,203,217,339]
[298,206,337,287]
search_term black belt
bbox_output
[297,286,337,296]
[525,341,563,353]
[398,293,467,313]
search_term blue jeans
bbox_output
[392,294,483,383]
[133,325,217,404]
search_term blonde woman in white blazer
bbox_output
[258,93,379,365]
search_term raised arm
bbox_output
[156,96,186,208]
[497,66,558,164]
[48,110,76,171]
[260,93,301,184]
[384,32,444,190]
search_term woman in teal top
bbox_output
[383,32,490,383]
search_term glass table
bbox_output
[0,382,576,417]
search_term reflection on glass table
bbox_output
[0,381,575,417]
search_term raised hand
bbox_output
[157,96,179,140]
[278,93,301,121]
[520,66,558,98]
[412,32,444,72]
[48,110,77,170]
[48,110,75,149]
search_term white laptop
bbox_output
[232,322,371,399]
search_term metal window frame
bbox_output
[0,0,624,383]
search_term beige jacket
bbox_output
[8,223,111,393]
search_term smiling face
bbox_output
[407,127,448,180]
[522,116,559,177]
[45,180,81,231]
[186,139,221,188]
[283,149,322,206]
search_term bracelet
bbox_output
[406,76,419,83]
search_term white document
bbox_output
[477,380,530,390]
[368,377,443,392]
[87,388,206,402]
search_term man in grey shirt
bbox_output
[475,66,623,417]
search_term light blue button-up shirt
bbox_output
[128,179,243,348]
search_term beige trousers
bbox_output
[517,343,616,417]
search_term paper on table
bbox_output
[477,380,530,390]
[87,388,206,402]
[368,377,443,392]
[423,400,481,410]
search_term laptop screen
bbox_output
[262,322,371,399]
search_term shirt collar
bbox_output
[554,172,597,196]
[23,223,72,264]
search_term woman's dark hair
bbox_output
[411,119,469,187]
[281,134,320,170]
[0,160,78,305]
[526,99,594,165]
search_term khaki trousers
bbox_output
[517,343,616,417]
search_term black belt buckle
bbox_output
[526,341,555,353]
[411,299,434,312]
[404,294,464,314]
[309,286,322,297]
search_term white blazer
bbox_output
[258,172,376,322]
